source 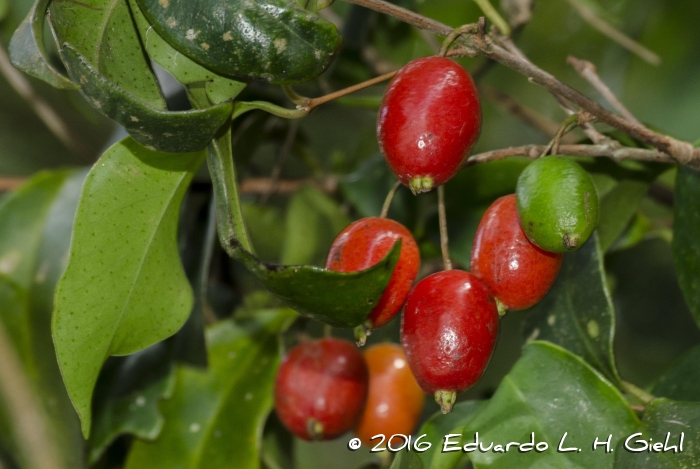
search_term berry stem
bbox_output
[540,113,583,157]
[620,380,655,405]
[437,185,452,271]
[380,181,402,218]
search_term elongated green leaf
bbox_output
[61,46,232,152]
[8,0,77,89]
[673,166,700,330]
[53,137,205,437]
[280,186,350,266]
[524,233,620,383]
[125,309,296,469]
[417,401,483,469]
[89,342,175,463]
[49,0,166,108]
[465,342,639,469]
[614,399,700,468]
[135,0,341,84]
[651,344,700,402]
[390,451,423,469]
[0,171,88,469]
[231,239,400,328]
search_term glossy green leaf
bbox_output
[61,46,232,153]
[614,399,700,468]
[8,0,78,89]
[465,342,639,469]
[89,342,176,463]
[0,171,89,469]
[597,180,651,252]
[417,401,483,469]
[125,309,296,469]
[523,233,620,383]
[280,185,350,266]
[651,344,700,402]
[390,450,424,469]
[231,238,400,328]
[128,0,248,100]
[135,0,341,84]
[49,0,166,108]
[673,166,700,330]
[53,137,205,437]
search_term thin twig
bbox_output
[239,176,338,195]
[462,143,674,167]
[380,181,402,218]
[437,185,452,271]
[566,0,661,66]
[0,43,89,161]
[0,322,64,469]
[0,177,26,192]
[567,55,642,126]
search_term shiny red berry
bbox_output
[326,217,420,342]
[401,270,498,413]
[471,194,563,311]
[274,338,368,440]
[378,56,481,194]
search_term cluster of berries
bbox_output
[274,55,599,441]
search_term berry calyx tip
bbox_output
[435,389,457,414]
[496,298,508,317]
[408,176,434,195]
[306,418,324,440]
[354,322,372,347]
[563,232,580,250]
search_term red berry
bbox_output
[326,218,420,341]
[378,56,481,194]
[401,270,498,413]
[471,194,563,311]
[354,343,425,446]
[274,338,368,440]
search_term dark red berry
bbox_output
[326,217,420,343]
[401,270,498,413]
[274,338,368,440]
[471,194,563,311]
[378,56,481,194]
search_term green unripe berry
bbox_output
[515,156,599,253]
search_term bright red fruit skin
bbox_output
[326,217,420,329]
[275,338,369,441]
[378,56,481,193]
[400,270,499,395]
[471,194,563,310]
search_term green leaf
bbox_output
[0,0,9,22]
[417,401,483,469]
[673,165,700,330]
[0,171,69,289]
[53,137,205,437]
[8,0,78,89]
[614,399,700,468]
[651,344,700,402]
[49,0,166,108]
[231,238,401,328]
[465,342,639,469]
[280,185,350,266]
[125,309,296,469]
[88,342,176,463]
[241,203,286,262]
[128,0,248,100]
[390,450,424,469]
[523,233,620,383]
[597,179,652,252]
[0,170,89,469]
[135,0,342,84]
[61,46,232,153]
